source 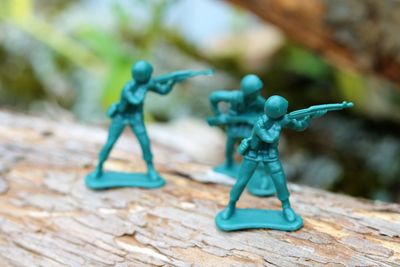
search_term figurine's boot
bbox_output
[93,164,103,178]
[221,200,236,220]
[147,164,161,181]
[222,159,259,220]
[282,200,296,222]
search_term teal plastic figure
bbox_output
[215,95,353,231]
[86,61,213,190]
[207,74,275,196]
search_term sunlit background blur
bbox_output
[1,0,399,202]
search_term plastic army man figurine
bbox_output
[207,74,275,196]
[86,60,213,190]
[215,95,353,231]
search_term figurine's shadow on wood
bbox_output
[85,171,165,190]
[215,209,303,232]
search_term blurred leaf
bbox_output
[101,60,134,108]
[111,2,130,28]
[4,18,103,75]
[9,0,32,22]
[75,25,137,108]
[281,44,331,79]
[76,26,127,62]
[335,68,366,109]
[141,1,169,53]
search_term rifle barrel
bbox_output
[288,101,354,119]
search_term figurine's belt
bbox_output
[244,149,279,162]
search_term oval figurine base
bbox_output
[213,163,241,179]
[85,171,165,190]
[214,163,276,197]
[215,208,303,232]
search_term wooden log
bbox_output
[0,110,399,266]
[226,0,400,85]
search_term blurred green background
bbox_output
[0,0,399,202]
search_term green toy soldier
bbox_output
[207,74,274,196]
[86,60,212,190]
[208,74,265,171]
[215,95,353,231]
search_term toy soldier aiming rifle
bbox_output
[216,95,353,231]
[88,60,213,188]
[207,74,276,196]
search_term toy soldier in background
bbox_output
[207,74,275,196]
[87,60,213,189]
[216,95,353,231]
[208,74,265,174]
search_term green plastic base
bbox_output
[247,172,275,197]
[85,171,165,190]
[214,163,276,197]
[215,208,303,231]
[213,163,241,179]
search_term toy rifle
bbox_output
[108,69,213,118]
[238,101,354,155]
[150,69,214,85]
[128,69,214,106]
[285,101,354,122]
[107,69,213,118]
[207,114,258,126]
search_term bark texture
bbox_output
[227,0,400,84]
[0,110,399,266]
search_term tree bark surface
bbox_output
[0,110,399,266]
[227,0,400,84]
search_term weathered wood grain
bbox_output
[0,110,399,266]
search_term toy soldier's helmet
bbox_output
[240,74,263,96]
[264,95,288,119]
[132,60,153,83]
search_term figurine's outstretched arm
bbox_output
[209,91,236,115]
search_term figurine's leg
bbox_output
[264,160,296,222]
[221,158,259,219]
[94,119,125,177]
[130,121,159,180]
[224,136,236,168]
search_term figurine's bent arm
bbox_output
[209,91,236,115]
[255,121,280,143]
[125,83,144,105]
